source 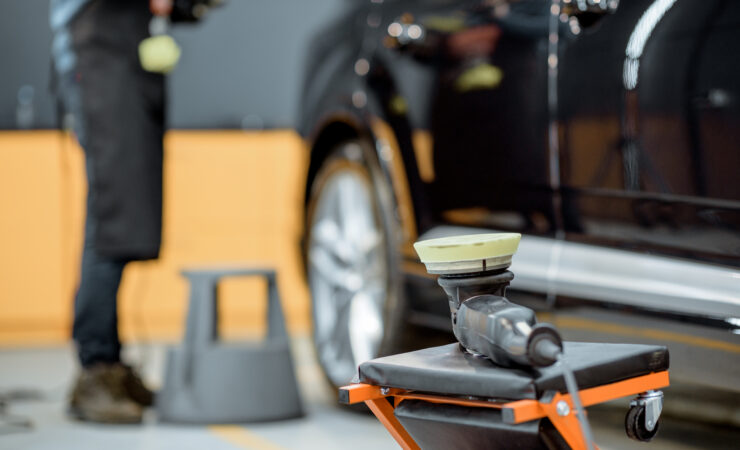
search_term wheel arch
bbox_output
[303,112,422,261]
[304,115,366,206]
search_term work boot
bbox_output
[120,363,155,407]
[68,363,143,424]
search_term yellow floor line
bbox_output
[551,316,740,354]
[209,425,286,450]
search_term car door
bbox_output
[375,0,556,237]
[555,0,740,390]
[371,0,560,322]
[559,0,740,267]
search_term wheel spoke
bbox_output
[330,299,352,347]
[349,292,383,366]
[323,296,354,375]
[335,175,354,234]
[312,219,353,263]
[308,246,362,292]
[357,229,382,254]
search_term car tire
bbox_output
[305,139,406,390]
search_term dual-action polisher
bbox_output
[414,233,563,368]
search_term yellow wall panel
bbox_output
[0,131,79,345]
[0,130,310,346]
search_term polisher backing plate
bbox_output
[413,233,521,275]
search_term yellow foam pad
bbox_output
[138,35,181,74]
[413,233,521,263]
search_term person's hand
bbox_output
[150,0,173,16]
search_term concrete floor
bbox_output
[1,337,738,449]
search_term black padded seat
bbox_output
[358,342,668,400]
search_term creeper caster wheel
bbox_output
[625,390,663,442]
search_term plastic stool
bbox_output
[157,266,303,423]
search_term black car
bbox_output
[299,0,740,393]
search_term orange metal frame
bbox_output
[340,371,669,450]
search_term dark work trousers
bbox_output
[60,69,126,367]
[74,188,127,367]
[57,1,165,368]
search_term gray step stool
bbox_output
[157,267,303,423]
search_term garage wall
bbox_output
[0,1,57,129]
[168,0,351,129]
[0,132,76,344]
[0,130,310,346]
[0,0,350,130]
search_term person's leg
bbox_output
[57,56,126,368]
[72,191,126,368]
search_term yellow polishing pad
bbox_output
[138,35,181,74]
[413,233,521,274]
